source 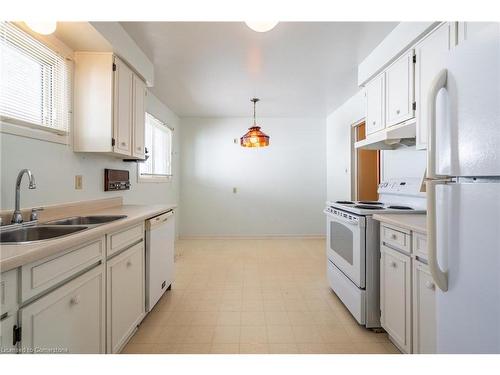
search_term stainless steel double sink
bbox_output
[0,215,127,244]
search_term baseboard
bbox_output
[178,235,326,240]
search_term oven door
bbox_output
[325,209,366,288]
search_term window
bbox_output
[0,22,72,136]
[139,112,173,182]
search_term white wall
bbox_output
[0,92,180,210]
[326,90,365,201]
[179,117,326,237]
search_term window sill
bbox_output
[137,175,173,184]
[0,120,69,145]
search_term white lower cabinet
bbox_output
[380,244,412,353]
[412,260,436,354]
[1,314,17,353]
[19,265,105,354]
[106,241,145,353]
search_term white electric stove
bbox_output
[324,178,426,328]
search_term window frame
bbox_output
[0,22,73,145]
[137,112,173,184]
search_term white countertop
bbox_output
[373,213,427,234]
[0,203,176,272]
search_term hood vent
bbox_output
[355,120,416,150]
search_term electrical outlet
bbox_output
[233,187,237,194]
[75,175,83,190]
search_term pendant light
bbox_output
[24,21,57,35]
[240,98,270,148]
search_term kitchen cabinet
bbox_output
[380,244,412,353]
[1,269,18,354]
[19,265,105,354]
[365,73,385,135]
[106,241,145,353]
[412,260,436,354]
[0,313,17,353]
[74,52,147,159]
[385,51,415,128]
[414,23,451,149]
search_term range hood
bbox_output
[355,120,416,150]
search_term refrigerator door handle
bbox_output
[427,69,448,179]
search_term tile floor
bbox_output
[122,239,400,354]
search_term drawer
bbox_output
[413,232,428,260]
[107,223,144,258]
[1,269,18,313]
[381,225,410,253]
[21,238,104,302]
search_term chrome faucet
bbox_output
[11,169,36,224]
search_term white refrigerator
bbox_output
[426,22,500,353]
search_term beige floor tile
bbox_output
[344,324,389,343]
[292,325,324,343]
[383,341,401,354]
[210,343,240,354]
[166,311,196,326]
[242,299,264,312]
[217,311,241,325]
[129,324,163,344]
[121,343,158,354]
[317,324,352,344]
[265,311,290,325]
[241,311,266,326]
[213,325,241,343]
[284,299,309,312]
[240,343,269,354]
[240,325,268,344]
[219,299,243,312]
[191,312,219,325]
[176,343,211,354]
[263,300,286,312]
[287,311,315,325]
[158,325,190,343]
[267,325,295,344]
[354,342,391,354]
[268,343,300,354]
[181,325,215,343]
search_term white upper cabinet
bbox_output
[414,23,451,149]
[365,73,385,135]
[385,51,415,128]
[132,75,146,159]
[74,52,147,159]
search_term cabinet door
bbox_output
[132,76,146,159]
[113,57,133,156]
[20,265,105,354]
[413,261,436,354]
[415,23,451,149]
[365,73,385,135]
[385,51,415,128]
[380,245,411,353]
[0,314,17,354]
[107,242,145,353]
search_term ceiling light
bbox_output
[245,21,278,33]
[240,98,270,148]
[24,21,57,35]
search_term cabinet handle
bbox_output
[372,121,376,125]
[425,281,435,290]
[137,146,141,151]
[126,260,132,267]
[121,142,126,147]
[390,261,397,268]
[391,234,397,240]
[396,109,400,115]
[70,295,80,306]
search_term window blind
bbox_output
[140,112,173,178]
[0,21,72,134]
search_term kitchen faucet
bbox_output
[11,169,36,224]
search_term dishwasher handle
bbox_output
[147,210,174,229]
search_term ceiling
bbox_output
[121,22,397,118]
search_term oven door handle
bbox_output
[324,209,359,226]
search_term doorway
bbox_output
[352,121,380,201]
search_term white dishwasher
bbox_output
[145,210,175,311]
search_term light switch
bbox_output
[75,175,83,190]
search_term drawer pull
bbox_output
[372,121,376,125]
[425,281,435,290]
[70,295,80,306]
[126,260,132,267]
[391,234,397,240]
[396,109,400,115]
[390,261,397,268]
[121,142,127,147]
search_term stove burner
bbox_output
[358,201,384,205]
[387,205,414,210]
[336,201,354,204]
[354,205,385,210]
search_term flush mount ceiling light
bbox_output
[240,98,270,148]
[245,21,278,33]
[24,21,57,35]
